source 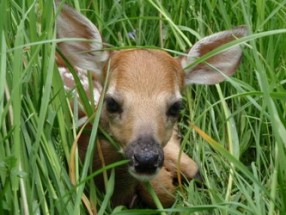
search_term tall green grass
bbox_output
[1,0,285,214]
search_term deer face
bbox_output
[100,50,184,179]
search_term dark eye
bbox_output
[167,101,183,118]
[105,96,122,114]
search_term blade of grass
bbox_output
[144,182,166,215]
[72,59,111,214]
[191,124,267,193]
[98,169,115,215]
[215,84,240,212]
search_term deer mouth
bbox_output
[124,136,164,181]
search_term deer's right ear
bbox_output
[56,4,109,75]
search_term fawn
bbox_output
[56,3,247,207]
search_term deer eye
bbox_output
[105,96,122,114]
[166,101,183,118]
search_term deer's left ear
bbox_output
[179,26,248,85]
[56,3,109,75]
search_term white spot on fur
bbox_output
[77,116,88,127]
[59,67,74,80]
[93,88,101,105]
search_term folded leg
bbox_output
[137,128,199,207]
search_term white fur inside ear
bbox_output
[181,26,248,85]
[56,4,109,75]
[184,46,242,85]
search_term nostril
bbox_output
[133,153,159,174]
[134,153,159,166]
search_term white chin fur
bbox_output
[128,167,159,181]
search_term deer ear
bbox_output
[56,4,109,75]
[180,26,248,85]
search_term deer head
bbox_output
[56,4,247,181]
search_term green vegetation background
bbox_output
[1,0,286,214]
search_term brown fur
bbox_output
[76,49,192,206]
[100,50,184,148]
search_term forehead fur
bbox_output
[105,49,184,94]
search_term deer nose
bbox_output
[124,136,164,179]
[133,152,159,174]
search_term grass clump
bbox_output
[1,0,286,214]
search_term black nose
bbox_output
[133,152,159,174]
[124,136,164,176]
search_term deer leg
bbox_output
[137,128,199,207]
